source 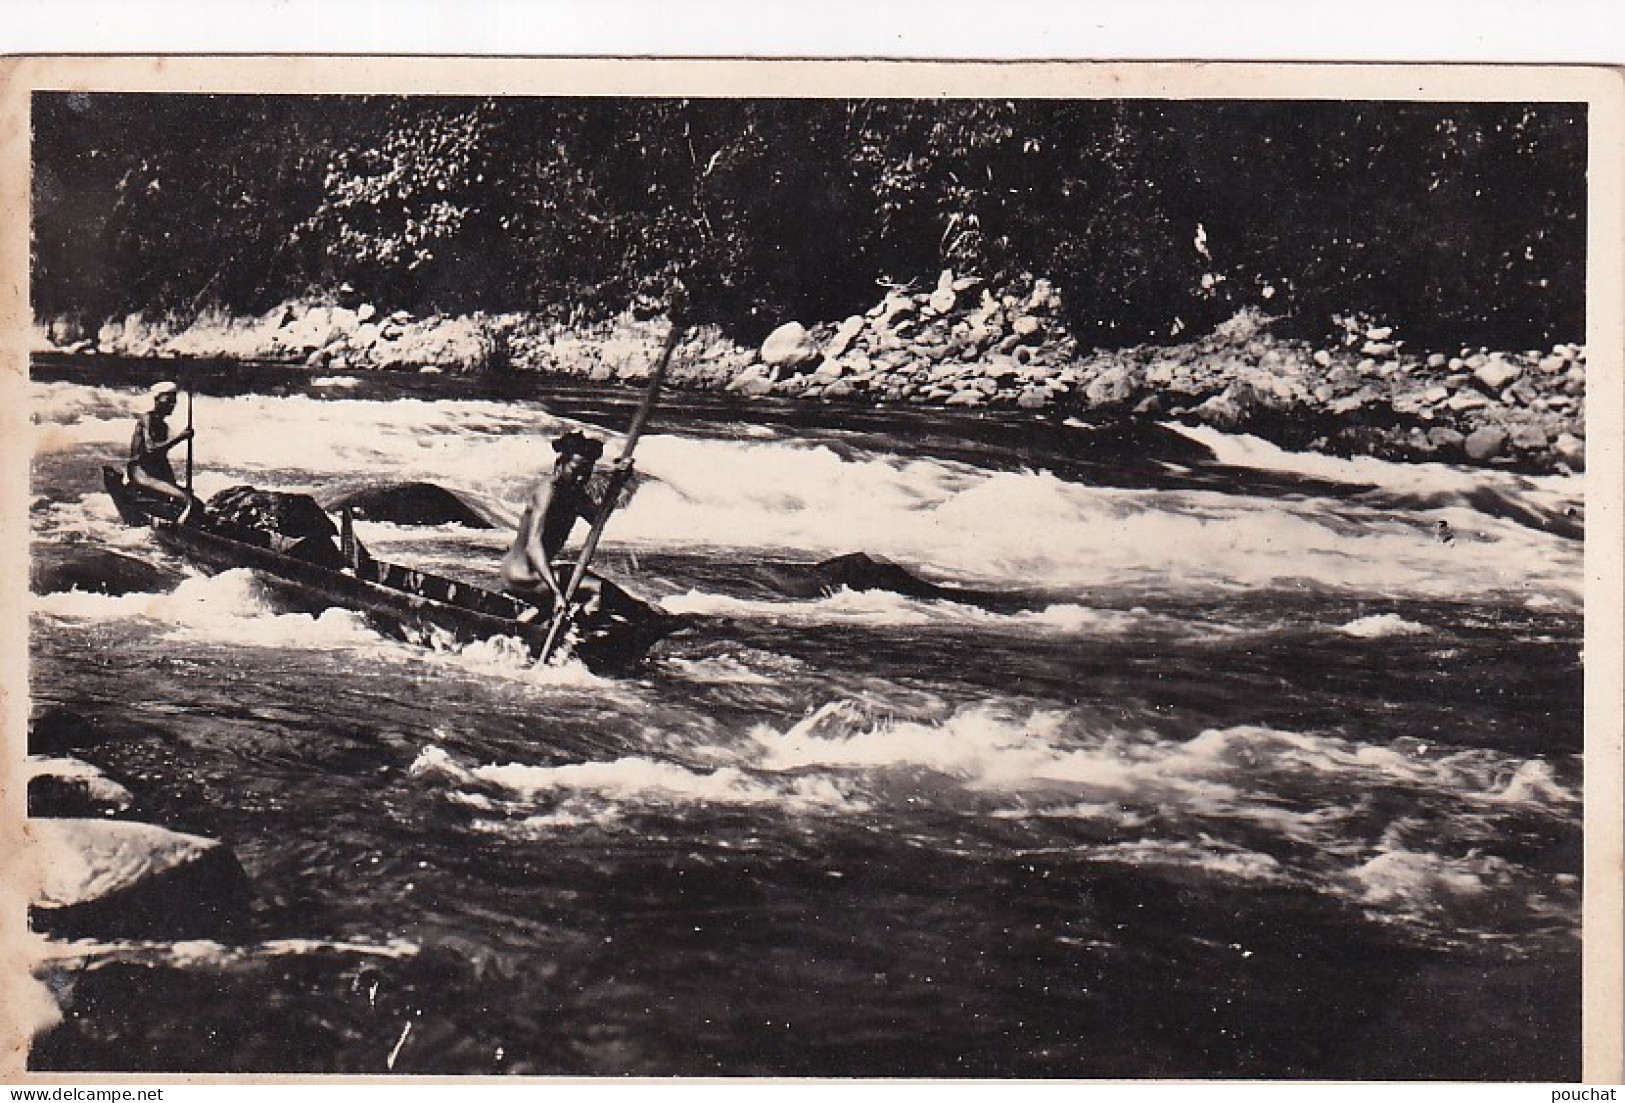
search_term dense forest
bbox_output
[31,93,1586,352]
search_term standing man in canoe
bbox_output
[500,429,632,614]
[127,381,199,523]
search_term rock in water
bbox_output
[29,705,120,756]
[756,551,1006,607]
[28,818,253,940]
[28,757,134,818]
[324,482,495,529]
[30,547,184,596]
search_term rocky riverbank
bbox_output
[25,706,255,944]
[36,273,1586,473]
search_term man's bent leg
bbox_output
[502,579,558,624]
[128,468,197,521]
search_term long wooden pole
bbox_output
[184,386,194,496]
[539,317,685,664]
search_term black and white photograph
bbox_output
[5,57,1621,1083]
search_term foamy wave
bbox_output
[30,380,142,431]
[737,703,1580,937]
[1173,726,1581,809]
[748,706,1583,819]
[1173,420,1581,504]
[659,587,1145,635]
[412,697,1582,939]
[993,801,1150,829]
[1491,759,1581,805]
[36,935,420,971]
[1344,848,1514,910]
[753,700,1088,781]
[33,379,1582,602]
[13,935,66,1038]
[658,655,783,685]
[47,569,386,651]
[745,702,1256,827]
[30,382,603,498]
[33,569,275,623]
[1027,603,1111,631]
[1087,839,1286,882]
[409,744,857,820]
[31,558,616,682]
[30,496,158,552]
[627,456,1579,600]
[388,630,609,689]
[656,587,952,627]
[1337,613,1431,638]
[468,809,613,834]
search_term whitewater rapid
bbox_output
[27,370,1589,1077]
[30,380,1585,604]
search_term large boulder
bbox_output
[824,315,867,360]
[1011,316,1044,344]
[28,706,121,757]
[809,359,848,386]
[760,322,821,370]
[28,757,133,818]
[1083,365,1140,409]
[1508,421,1551,453]
[1553,433,1585,471]
[1428,427,1467,454]
[873,291,916,325]
[727,364,780,397]
[28,818,253,940]
[1191,390,1248,431]
[323,481,495,529]
[1473,357,1521,392]
[1464,426,1510,462]
[29,547,184,597]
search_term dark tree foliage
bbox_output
[31,92,1585,350]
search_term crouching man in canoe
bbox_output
[127,380,200,524]
[500,429,633,619]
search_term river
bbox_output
[23,356,1585,1078]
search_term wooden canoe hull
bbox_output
[102,468,682,672]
